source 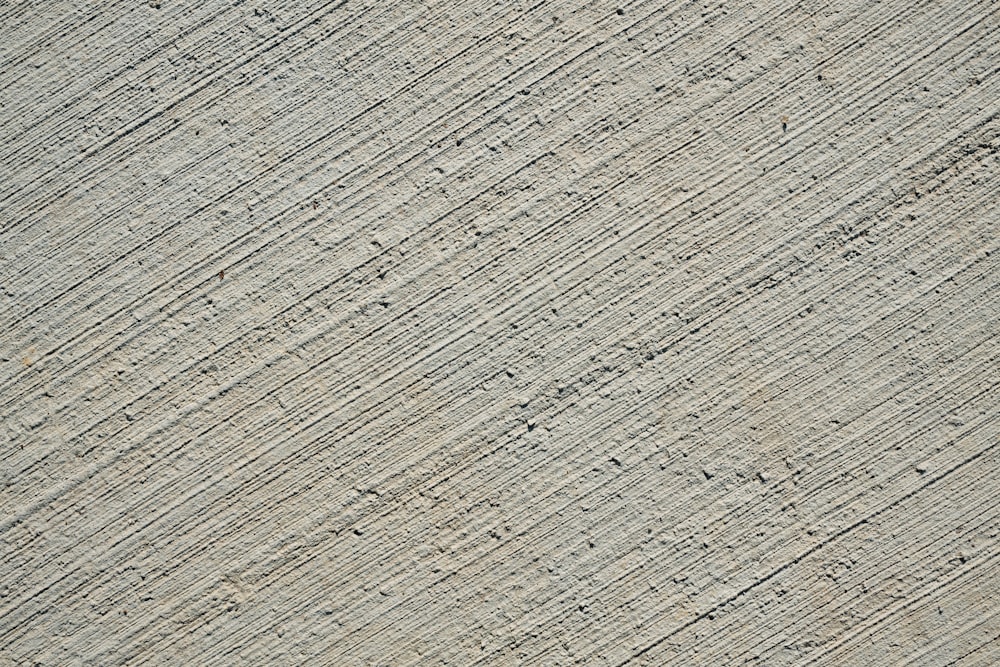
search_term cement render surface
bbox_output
[0,1,998,664]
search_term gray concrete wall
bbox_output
[1,1,998,664]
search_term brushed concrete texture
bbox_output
[1,0,998,665]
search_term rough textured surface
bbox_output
[1,1,998,665]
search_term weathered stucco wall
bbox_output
[1,1,998,664]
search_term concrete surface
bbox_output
[1,1,998,665]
